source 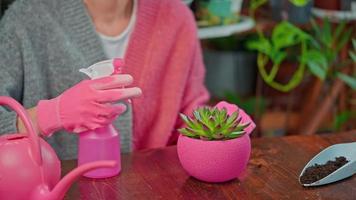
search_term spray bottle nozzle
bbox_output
[79,58,131,104]
[112,58,124,75]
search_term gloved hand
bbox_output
[215,101,256,135]
[36,75,142,136]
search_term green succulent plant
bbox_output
[178,107,249,141]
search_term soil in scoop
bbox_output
[300,156,349,184]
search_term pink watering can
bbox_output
[0,96,117,200]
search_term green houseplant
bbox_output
[178,106,249,140]
[248,0,354,92]
[247,21,312,92]
[247,8,355,133]
[246,19,354,92]
[177,102,255,183]
[248,0,355,134]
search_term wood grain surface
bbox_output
[63,131,356,200]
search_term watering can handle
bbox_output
[0,96,42,166]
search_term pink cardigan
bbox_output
[124,0,210,150]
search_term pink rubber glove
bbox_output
[37,75,142,136]
[215,101,256,135]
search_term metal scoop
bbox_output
[299,142,356,187]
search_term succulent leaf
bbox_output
[178,128,196,137]
[186,127,207,137]
[230,131,245,136]
[193,110,202,121]
[178,106,249,140]
[220,110,239,131]
[180,113,194,127]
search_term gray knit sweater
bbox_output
[0,0,132,159]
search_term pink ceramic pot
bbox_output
[177,134,251,183]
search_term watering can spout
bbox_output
[45,161,117,200]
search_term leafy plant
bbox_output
[308,19,354,83]
[247,19,354,92]
[247,21,312,92]
[336,38,356,90]
[178,107,249,140]
[246,1,355,133]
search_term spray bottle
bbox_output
[78,58,125,178]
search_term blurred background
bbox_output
[190,0,355,138]
[1,0,355,137]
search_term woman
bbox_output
[0,0,210,160]
[0,0,254,160]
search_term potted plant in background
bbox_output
[246,15,355,134]
[246,21,315,92]
[177,101,256,183]
[248,3,353,94]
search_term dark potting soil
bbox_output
[300,156,349,184]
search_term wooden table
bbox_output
[63,131,356,200]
